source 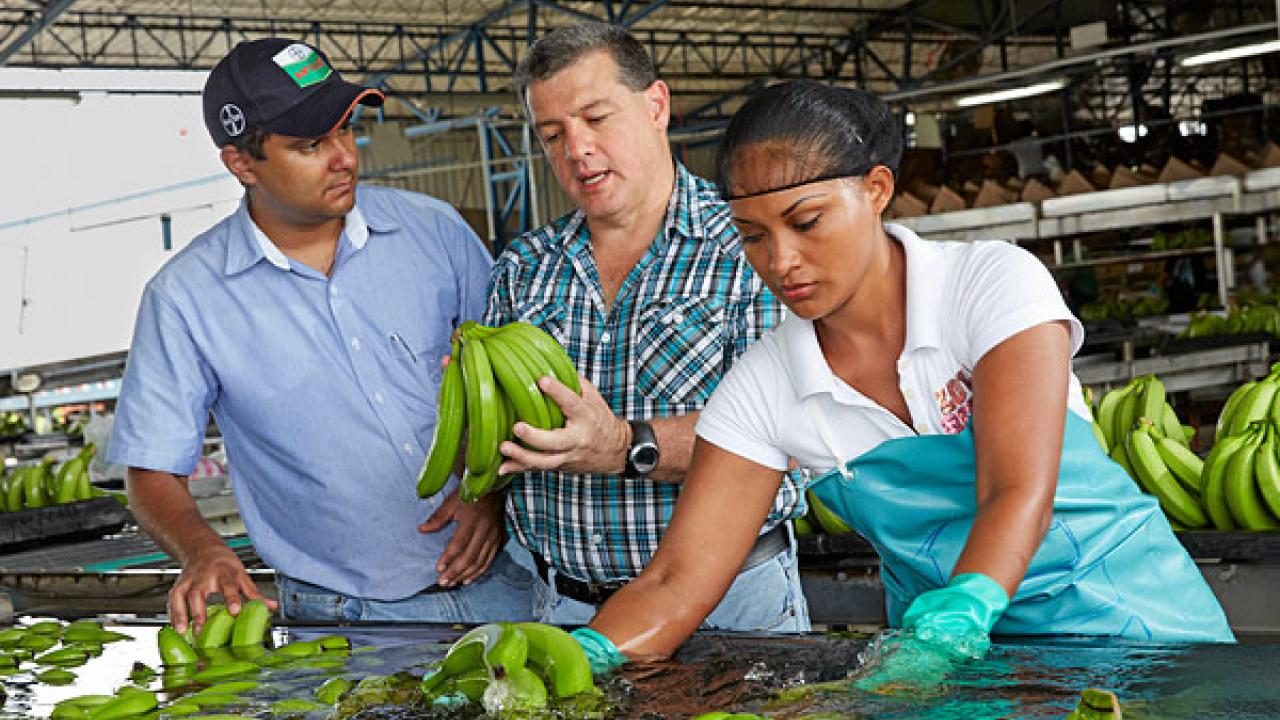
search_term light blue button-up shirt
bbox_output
[108,184,493,600]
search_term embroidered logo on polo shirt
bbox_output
[936,367,973,434]
[271,43,332,88]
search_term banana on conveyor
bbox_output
[230,599,272,647]
[1153,427,1204,494]
[422,622,595,708]
[1252,422,1280,525]
[1126,420,1208,528]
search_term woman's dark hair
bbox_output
[716,80,903,199]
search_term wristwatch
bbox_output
[623,420,660,478]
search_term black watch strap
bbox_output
[623,420,659,478]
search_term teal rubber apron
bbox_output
[805,401,1234,643]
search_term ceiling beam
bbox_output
[0,0,79,65]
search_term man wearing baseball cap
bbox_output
[109,38,533,631]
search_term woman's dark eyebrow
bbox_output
[781,193,824,217]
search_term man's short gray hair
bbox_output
[514,22,657,108]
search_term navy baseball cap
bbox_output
[203,37,384,147]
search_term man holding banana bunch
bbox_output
[483,22,810,630]
[109,38,532,632]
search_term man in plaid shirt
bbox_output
[484,22,809,630]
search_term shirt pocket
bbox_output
[635,296,727,405]
[381,330,445,415]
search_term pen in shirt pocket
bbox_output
[390,332,417,363]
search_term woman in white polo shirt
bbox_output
[569,80,1233,679]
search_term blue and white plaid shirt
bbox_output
[485,163,805,582]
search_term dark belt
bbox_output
[533,523,790,606]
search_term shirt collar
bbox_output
[224,189,387,276]
[782,222,946,401]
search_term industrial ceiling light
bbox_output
[1181,39,1280,67]
[955,79,1067,108]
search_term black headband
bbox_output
[722,165,876,201]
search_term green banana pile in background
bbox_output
[0,444,122,513]
[417,321,581,503]
[421,621,601,715]
[0,412,27,436]
[1180,303,1280,340]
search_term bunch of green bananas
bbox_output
[421,622,597,713]
[0,412,27,436]
[1095,377,1209,529]
[416,321,581,503]
[1180,304,1280,340]
[1193,366,1280,530]
[1093,376,1193,457]
[0,444,109,513]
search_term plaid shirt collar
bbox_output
[556,162,714,259]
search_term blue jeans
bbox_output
[532,530,811,632]
[277,546,534,623]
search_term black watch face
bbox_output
[632,445,660,471]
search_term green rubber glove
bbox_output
[901,572,1009,658]
[569,627,628,675]
[854,573,1009,692]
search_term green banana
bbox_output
[1154,431,1205,493]
[806,489,853,534]
[6,467,29,510]
[191,660,261,683]
[315,676,353,704]
[1137,376,1165,425]
[1217,381,1256,441]
[158,626,199,666]
[425,623,529,697]
[315,634,351,651]
[460,463,501,503]
[484,332,552,430]
[514,621,595,698]
[499,332,566,428]
[1126,422,1208,527]
[1109,439,1136,481]
[230,599,270,647]
[482,665,548,713]
[37,668,77,685]
[0,476,9,512]
[1110,380,1142,452]
[88,688,158,720]
[1229,379,1280,438]
[23,466,47,509]
[196,605,235,648]
[1090,419,1109,454]
[1159,403,1186,445]
[272,639,322,657]
[28,620,64,635]
[1096,387,1125,452]
[1224,425,1280,530]
[501,322,582,395]
[35,646,89,667]
[53,457,82,505]
[461,334,501,475]
[417,338,467,499]
[1253,423,1280,522]
[191,680,260,699]
[451,666,492,702]
[19,633,59,652]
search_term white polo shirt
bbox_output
[696,223,1088,474]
